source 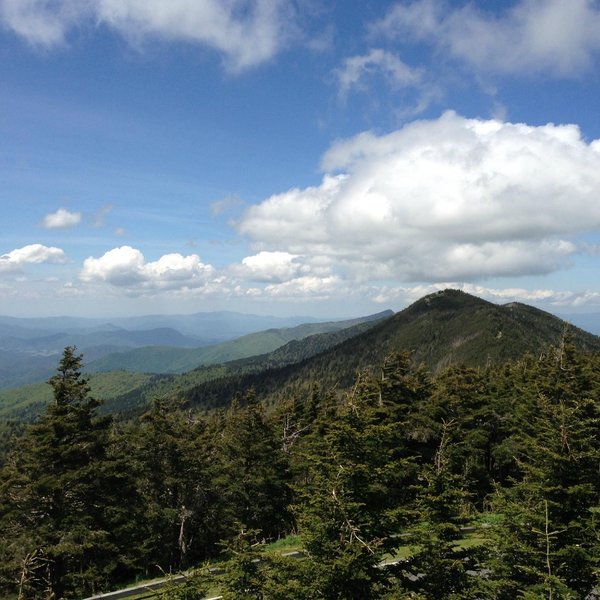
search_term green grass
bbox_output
[264,534,302,553]
[475,512,504,526]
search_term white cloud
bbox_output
[0,0,83,46]
[335,48,422,97]
[334,48,438,116]
[0,0,296,71]
[373,0,600,77]
[237,112,600,283]
[264,275,342,299]
[0,244,67,272]
[238,251,308,283]
[80,245,216,291]
[41,207,81,229]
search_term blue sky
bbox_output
[2,0,600,318]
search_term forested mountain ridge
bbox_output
[0,310,344,390]
[0,310,393,421]
[2,290,598,423]
[181,289,600,411]
[2,320,600,598]
[85,309,394,375]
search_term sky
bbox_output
[2,0,600,318]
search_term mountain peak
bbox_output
[404,288,491,316]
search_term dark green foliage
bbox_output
[121,395,216,574]
[285,364,422,599]
[400,423,484,598]
[485,340,600,597]
[2,313,600,598]
[212,391,292,543]
[0,347,142,599]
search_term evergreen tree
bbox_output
[291,370,418,599]
[399,421,484,599]
[213,390,292,544]
[124,395,215,574]
[0,347,140,599]
[486,343,600,598]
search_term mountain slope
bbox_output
[0,310,393,420]
[180,290,600,410]
[0,311,332,389]
[86,310,393,374]
[4,291,599,421]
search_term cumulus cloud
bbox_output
[236,251,308,283]
[80,245,216,291]
[41,207,81,229]
[372,0,600,77]
[1,0,296,71]
[237,112,600,283]
[0,244,67,272]
[264,275,342,299]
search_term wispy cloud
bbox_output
[333,48,439,116]
[372,0,600,78]
[92,203,113,227]
[335,49,422,97]
[0,0,299,72]
[210,195,245,216]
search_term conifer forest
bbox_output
[1,327,600,600]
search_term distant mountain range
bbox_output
[86,310,393,374]
[2,290,599,423]
[0,311,328,389]
[0,309,393,418]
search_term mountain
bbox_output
[0,311,322,342]
[3,290,599,421]
[177,289,600,411]
[0,310,343,389]
[0,310,393,420]
[86,310,394,374]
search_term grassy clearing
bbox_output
[264,534,302,554]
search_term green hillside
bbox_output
[181,289,600,411]
[4,307,600,599]
[86,310,393,374]
[0,311,392,421]
[3,291,599,422]
[0,371,154,421]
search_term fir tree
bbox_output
[124,395,215,574]
[213,390,292,544]
[0,347,140,599]
[486,343,600,598]
[291,370,418,599]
